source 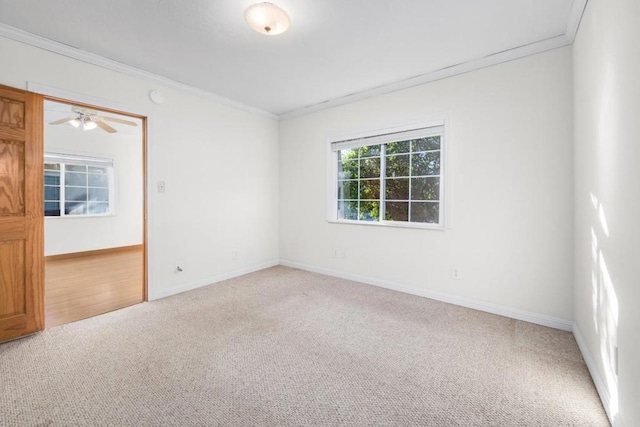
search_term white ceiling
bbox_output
[0,0,581,118]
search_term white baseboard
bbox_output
[573,324,625,427]
[149,259,279,300]
[279,259,574,331]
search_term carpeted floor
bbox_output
[0,266,609,426]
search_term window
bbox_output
[328,120,447,228]
[44,153,114,217]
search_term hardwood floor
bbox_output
[45,247,143,328]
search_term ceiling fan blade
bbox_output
[95,120,117,133]
[100,116,138,126]
[49,116,75,125]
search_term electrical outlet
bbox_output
[451,265,461,280]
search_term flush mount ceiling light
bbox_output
[244,2,290,35]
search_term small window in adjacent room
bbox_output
[44,153,114,217]
[328,119,448,229]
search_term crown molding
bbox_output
[0,0,589,124]
[278,34,571,120]
[566,0,589,43]
[0,23,278,121]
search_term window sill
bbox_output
[45,213,115,219]
[327,219,445,231]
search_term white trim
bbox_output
[29,82,152,119]
[326,117,448,144]
[279,35,570,120]
[573,324,626,427]
[330,125,444,151]
[2,22,584,121]
[149,259,280,300]
[565,0,589,43]
[279,259,574,331]
[326,219,445,231]
[0,24,277,121]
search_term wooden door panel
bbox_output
[0,85,43,343]
[0,140,26,216]
[0,239,26,318]
[0,96,25,127]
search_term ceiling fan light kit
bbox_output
[48,106,138,134]
[83,120,98,131]
[244,2,290,35]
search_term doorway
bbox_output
[43,98,147,328]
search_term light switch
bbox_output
[157,181,166,193]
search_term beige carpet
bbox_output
[0,266,609,426]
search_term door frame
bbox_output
[31,83,150,303]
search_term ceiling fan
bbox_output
[48,106,138,133]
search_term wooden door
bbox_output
[0,85,44,343]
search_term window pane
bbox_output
[385,178,409,200]
[410,202,440,223]
[386,140,410,154]
[385,202,409,222]
[359,201,380,221]
[385,154,410,177]
[66,164,87,172]
[44,201,60,216]
[412,152,440,176]
[411,177,440,201]
[65,172,87,186]
[44,186,60,201]
[88,174,109,187]
[358,145,381,158]
[88,166,108,174]
[65,202,87,215]
[360,179,380,200]
[412,136,441,151]
[338,200,358,220]
[360,157,380,178]
[338,160,358,179]
[88,202,109,215]
[44,163,60,171]
[88,188,109,202]
[339,148,358,162]
[45,171,60,186]
[65,187,87,202]
[337,180,359,200]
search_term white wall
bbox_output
[573,0,640,425]
[0,35,280,299]
[44,124,144,256]
[279,47,574,322]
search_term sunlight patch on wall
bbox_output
[589,192,619,419]
[598,252,619,417]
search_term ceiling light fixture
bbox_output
[83,120,97,131]
[244,2,290,35]
[69,118,81,128]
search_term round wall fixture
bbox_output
[244,2,290,35]
[149,90,165,104]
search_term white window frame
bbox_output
[326,116,452,230]
[44,152,116,218]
